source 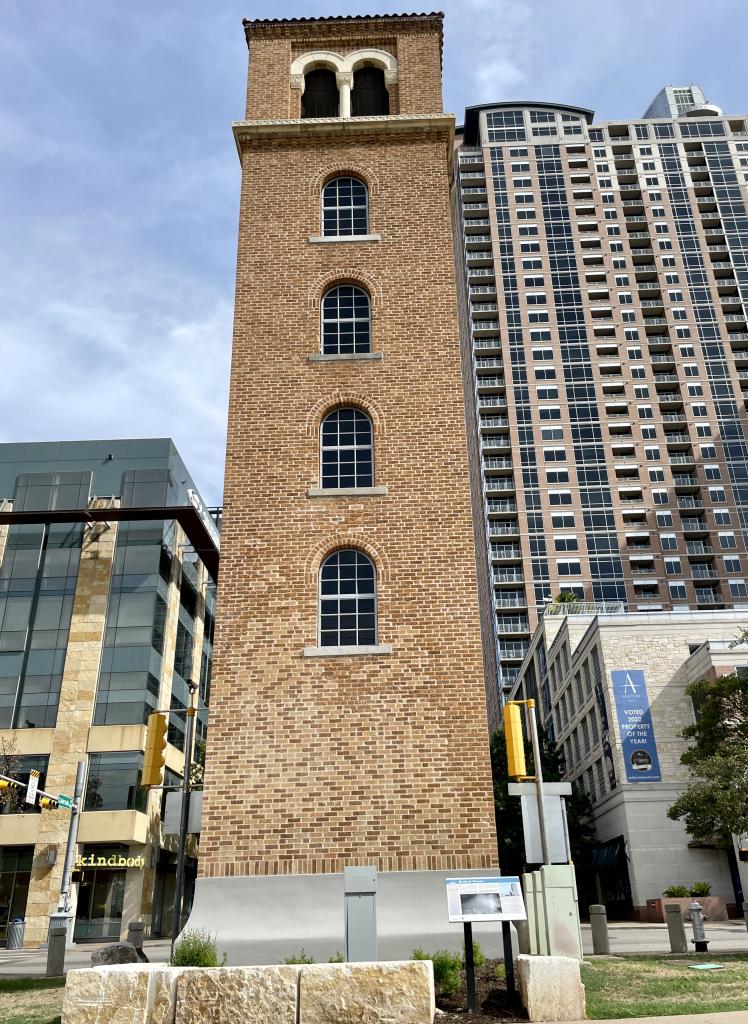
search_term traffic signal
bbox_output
[0,778,21,791]
[39,796,59,810]
[142,712,168,786]
[503,701,527,779]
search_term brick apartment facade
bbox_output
[194,15,497,954]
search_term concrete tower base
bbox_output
[187,869,504,965]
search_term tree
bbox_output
[667,672,748,841]
[0,736,23,814]
[490,725,596,876]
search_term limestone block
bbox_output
[516,954,586,1022]
[298,961,434,1024]
[175,965,300,1024]
[62,965,155,1024]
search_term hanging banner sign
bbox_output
[610,669,662,783]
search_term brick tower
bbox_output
[191,13,498,960]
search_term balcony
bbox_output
[474,338,502,351]
[471,302,499,314]
[475,356,502,368]
[686,542,714,557]
[485,478,515,492]
[494,595,528,609]
[691,567,718,581]
[477,375,503,390]
[483,457,513,471]
[670,452,695,465]
[472,320,501,334]
[695,591,724,605]
[466,250,494,266]
[665,433,691,445]
[487,499,516,513]
[481,415,509,428]
[464,218,490,231]
[491,545,522,560]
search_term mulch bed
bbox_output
[436,959,526,1022]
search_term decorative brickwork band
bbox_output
[308,268,382,311]
[303,533,391,588]
[305,392,386,439]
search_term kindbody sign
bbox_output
[610,669,662,783]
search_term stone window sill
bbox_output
[303,644,392,658]
[308,234,381,243]
[307,486,388,498]
[308,352,383,363]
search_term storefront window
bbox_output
[84,751,147,812]
[0,847,32,946]
[73,844,128,942]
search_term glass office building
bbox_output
[0,439,217,946]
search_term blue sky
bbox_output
[1,1,746,504]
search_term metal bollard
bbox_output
[689,900,709,953]
[744,908,748,936]
[46,922,68,978]
[589,904,611,955]
[665,903,688,954]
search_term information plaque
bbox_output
[445,876,526,923]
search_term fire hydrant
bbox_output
[689,900,709,953]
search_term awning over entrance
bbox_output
[592,837,624,870]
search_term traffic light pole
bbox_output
[526,700,550,865]
[57,760,87,914]
[171,681,197,955]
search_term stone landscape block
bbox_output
[298,960,434,1024]
[516,954,586,1022]
[175,965,300,1024]
[62,965,156,1024]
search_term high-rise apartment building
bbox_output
[0,440,216,946]
[193,13,498,961]
[454,92,748,721]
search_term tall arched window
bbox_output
[352,67,389,116]
[302,69,339,118]
[319,549,376,647]
[321,285,371,355]
[322,176,368,236]
[320,408,373,489]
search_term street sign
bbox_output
[57,794,74,809]
[26,769,39,805]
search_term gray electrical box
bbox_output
[344,866,377,962]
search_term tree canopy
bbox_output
[667,671,748,841]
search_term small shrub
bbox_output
[170,929,225,967]
[284,948,315,964]
[495,962,506,980]
[663,885,690,898]
[328,951,345,963]
[411,948,462,995]
[461,939,485,968]
[690,881,712,897]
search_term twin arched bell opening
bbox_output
[301,65,389,119]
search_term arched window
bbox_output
[321,285,371,355]
[322,176,368,236]
[320,408,373,489]
[302,69,339,118]
[319,549,376,647]
[352,67,389,116]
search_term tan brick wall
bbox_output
[200,16,497,879]
[244,15,443,120]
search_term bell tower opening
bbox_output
[301,68,339,118]
[352,66,389,116]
